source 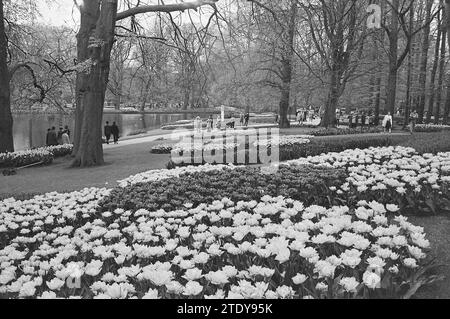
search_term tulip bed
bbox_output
[0,145,447,299]
[0,188,440,299]
[414,124,450,133]
[310,127,384,137]
[151,135,311,155]
[0,144,73,169]
[286,146,450,215]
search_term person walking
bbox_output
[382,112,393,134]
[206,115,213,132]
[348,113,353,129]
[361,112,366,131]
[111,122,120,144]
[239,113,244,126]
[244,113,250,127]
[48,127,58,146]
[45,128,51,146]
[64,125,71,139]
[62,129,70,145]
[104,121,112,144]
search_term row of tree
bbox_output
[1,0,450,167]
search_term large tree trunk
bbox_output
[417,0,433,123]
[435,28,447,124]
[72,0,118,167]
[0,0,14,153]
[427,5,442,124]
[278,0,297,129]
[73,0,101,156]
[385,0,399,114]
[404,36,413,129]
[444,0,450,124]
[279,86,291,128]
[444,74,450,125]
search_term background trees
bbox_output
[3,0,450,163]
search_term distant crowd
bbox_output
[104,121,120,144]
[46,126,71,146]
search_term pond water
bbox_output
[12,112,204,151]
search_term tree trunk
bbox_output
[435,28,447,124]
[321,60,340,128]
[385,0,399,115]
[0,0,14,153]
[72,0,118,167]
[73,0,101,156]
[278,0,297,129]
[404,36,413,129]
[427,5,442,123]
[444,73,450,125]
[444,0,450,124]
[279,86,290,128]
[417,0,433,123]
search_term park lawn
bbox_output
[0,141,170,200]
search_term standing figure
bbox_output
[64,125,71,139]
[62,129,70,145]
[206,115,213,132]
[361,112,366,131]
[104,121,112,144]
[57,127,64,145]
[239,113,244,126]
[46,128,51,146]
[244,113,250,127]
[382,112,393,134]
[111,122,120,144]
[409,111,418,134]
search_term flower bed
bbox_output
[0,149,53,169]
[311,127,384,137]
[151,135,311,155]
[0,189,439,299]
[414,124,450,133]
[286,146,450,215]
[280,136,392,162]
[0,144,73,169]
[43,144,73,158]
[101,166,346,213]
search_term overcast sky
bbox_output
[36,0,79,27]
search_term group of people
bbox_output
[239,113,250,126]
[46,126,71,146]
[104,121,120,144]
[380,110,418,134]
[347,111,373,129]
[296,109,316,124]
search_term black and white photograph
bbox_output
[0,0,449,303]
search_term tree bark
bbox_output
[278,0,297,129]
[72,0,118,167]
[0,0,14,153]
[417,0,433,123]
[444,74,450,125]
[73,0,101,156]
[435,27,447,124]
[385,0,399,115]
[444,0,450,124]
[427,5,442,123]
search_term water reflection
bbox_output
[12,113,200,151]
